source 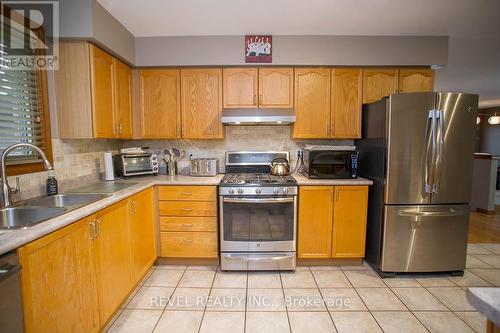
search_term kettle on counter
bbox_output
[269,157,290,176]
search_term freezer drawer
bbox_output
[380,204,468,273]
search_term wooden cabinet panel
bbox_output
[19,216,100,333]
[399,68,434,93]
[160,231,218,258]
[159,201,217,217]
[55,42,93,139]
[331,186,368,258]
[331,68,362,138]
[160,216,217,232]
[293,68,331,138]
[258,67,294,108]
[157,185,217,202]
[90,45,115,138]
[298,186,334,258]
[128,188,156,284]
[140,69,181,138]
[114,59,133,138]
[362,68,399,104]
[223,68,258,108]
[93,201,133,324]
[181,68,223,139]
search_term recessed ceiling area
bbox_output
[96,0,499,37]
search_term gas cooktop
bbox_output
[220,173,297,186]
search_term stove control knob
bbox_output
[255,188,262,194]
[273,188,279,195]
[237,188,244,194]
[228,189,235,195]
[282,188,288,194]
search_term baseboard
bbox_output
[297,258,363,266]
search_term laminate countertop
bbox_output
[467,287,500,327]
[0,175,223,256]
[0,173,372,256]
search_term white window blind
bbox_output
[0,19,46,164]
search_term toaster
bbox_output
[190,158,218,176]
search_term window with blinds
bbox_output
[0,19,47,165]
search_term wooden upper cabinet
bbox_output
[90,45,115,138]
[399,68,434,93]
[181,68,223,139]
[139,69,181,138]
[258,67,294,108]
[293,68,331,138]
[331,68,362,138]
[362,68,399,104]
[223,68,258,108]
[331,186,368,258]
[19,216,100,333]
[113,59,133,138]
[298,186,334,258]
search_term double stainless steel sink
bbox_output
[0,193,109,230]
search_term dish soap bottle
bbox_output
[46,173,58,196]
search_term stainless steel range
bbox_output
[219,151,298,271]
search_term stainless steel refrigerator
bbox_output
[357,92,478,276]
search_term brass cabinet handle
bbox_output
[259,94,263,105]
[182,239,193,244]
[181,208,193,212]
[95,219,101,237]
[253,94,257,105]
[179,192,192,197]
[335,189,340,202]
[182,223,194,228]
[130,200,136,214]
[89,221,96,240]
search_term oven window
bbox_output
[223,198,294,242]
[123,156,152,173]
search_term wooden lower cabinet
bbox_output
[18,216,100,333]
[128,188,156,284]
[19,189,157,332]
[297,185,368,259]
[158,185,218,258]
[93,201,133,324]
[331,186,369,258]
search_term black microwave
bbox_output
[303,149,358,179]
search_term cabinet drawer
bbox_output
[160,232,218,258]
[160,216,217,232]
[158,201,217,217]
[158,186,216,201]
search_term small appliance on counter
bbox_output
[113,152,158,177]
[190,158,218,177]
[302,145,358,179]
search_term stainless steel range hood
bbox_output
[221,108,295,125]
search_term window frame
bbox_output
[1,8,53,176]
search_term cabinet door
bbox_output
[19,216,100,333]
[331,68,362,138]
[181,68,223,139]
[293,68,331,138]
[94,201,133,324]
[258,67,294,108]
[331,186,368,258]
[114,59,133,138]
[129,188,156,284]
[140,69,181,138]
[297,186,334,258]
[362,68,399,104]
[90,45,116,138]
[223,68,258,108]
[399,68,434,93]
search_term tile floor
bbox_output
[107,243,500,333]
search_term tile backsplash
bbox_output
[8,126,352,201]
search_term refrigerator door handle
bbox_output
[423,110,436,193]
[398,208,465,217]
[433,110,444,193]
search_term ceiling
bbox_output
[96,0,500,37]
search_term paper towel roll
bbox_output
[103,152,115,181]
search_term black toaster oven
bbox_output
[303,149,358,179]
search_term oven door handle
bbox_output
[222,197,295,204]
[225,254,295,261]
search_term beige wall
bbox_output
[134,35,448,67]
